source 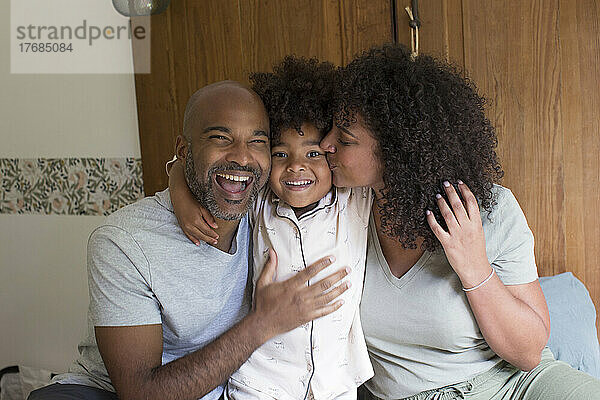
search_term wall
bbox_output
[0,0,142,372]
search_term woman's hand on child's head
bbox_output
[425,181,490,283]
[168,160,219,246]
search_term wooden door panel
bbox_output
[461,0,566,279]
[559,0,600,317]
[394,0,464,69]
[135,0,247,195]
[239,0,344,72]
[340,0,393,64]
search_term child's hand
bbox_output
[169,160,219,246]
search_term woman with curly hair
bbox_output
[321,43,600,399]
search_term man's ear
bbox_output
[175,135,189,161]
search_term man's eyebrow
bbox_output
[203,126,231,134]
[253,130,268,137]
[339,126,358,139]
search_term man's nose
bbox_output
[226,141,252,166]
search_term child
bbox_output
[169,56,373,400]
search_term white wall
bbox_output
[0,0,141,372]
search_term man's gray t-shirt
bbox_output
[54,189,251,400]
[361,185,539,398]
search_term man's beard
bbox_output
[184,147,262,221]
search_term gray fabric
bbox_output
[358,348,600,400]
[53,189,251,400]
[361,185,539,399]
[27,383,118,400]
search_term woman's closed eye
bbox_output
[337,138,353,146]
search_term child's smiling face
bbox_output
[269,123,332,210]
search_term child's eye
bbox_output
[271,152,287,158]
[307,150,323,158]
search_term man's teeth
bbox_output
[285,180,312,186]
[216,173,250,182]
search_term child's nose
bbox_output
[286,159,306,172]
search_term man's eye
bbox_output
[250,139,268,144]
[307,150,323,158]
[271,152,287,158]
[209,135,229,141]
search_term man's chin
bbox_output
[209,197,251,221]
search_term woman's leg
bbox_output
[507,348,600,400]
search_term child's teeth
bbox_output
[287,180,311,186]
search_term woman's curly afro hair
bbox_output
[249,55,336,143]
[335,43,504,251]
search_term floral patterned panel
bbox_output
[0,158,145,216]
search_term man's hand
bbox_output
[250,249,350,342]
[95,249,350,400]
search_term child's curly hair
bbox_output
[336,43,504,251]
[250,55,336,143]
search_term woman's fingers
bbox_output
[457,180,481,220]
[435,192,460,232]
[426,209,450,242]
[443,181,469,224]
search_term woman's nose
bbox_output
[320,130,337,153]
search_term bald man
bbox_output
[29,82,348,400]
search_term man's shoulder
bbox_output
[101,188,176,235]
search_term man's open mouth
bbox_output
[215,173,253,194]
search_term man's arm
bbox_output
[96,250,350,400]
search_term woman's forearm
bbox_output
[464,270,550,371]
